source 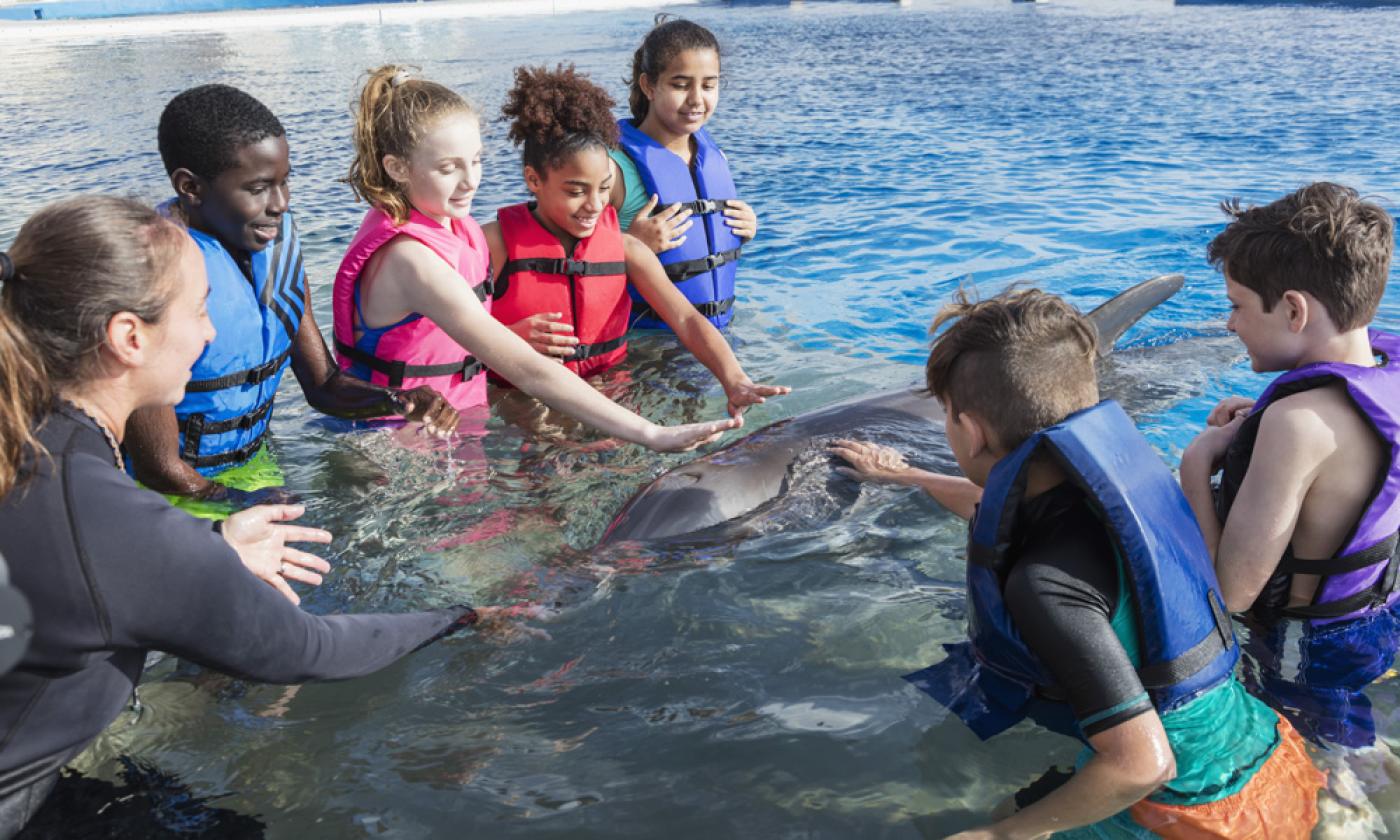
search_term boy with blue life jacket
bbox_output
[125,84,458,516]
[832,289,1321,838]
[606,17,755,331]
[482,64,787,415]
[1179,183,1400,832]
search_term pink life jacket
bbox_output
[333,207,493,413]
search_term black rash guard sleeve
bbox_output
[1002,484,1153,739]
[74,463,467,683]
[0,408,477,801]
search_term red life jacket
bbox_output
[493,203,630,381]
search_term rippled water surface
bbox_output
[3,0,1400,836]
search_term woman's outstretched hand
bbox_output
[222,504,333,605]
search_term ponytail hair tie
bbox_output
[0,252,13,285]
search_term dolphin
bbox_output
[599,274,1187,544]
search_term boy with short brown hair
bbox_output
[835,287,1320,838]
[1180,182,1400,831]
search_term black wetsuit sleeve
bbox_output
[1004,510,1152,739]
[75,464,469,684]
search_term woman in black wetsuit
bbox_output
[0,197,488,835]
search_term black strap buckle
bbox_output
[180,413,206,462]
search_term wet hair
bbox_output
[1207,182,1392,332]
[0,196,186,499]
[346,65,477,225]
[628,16,721,122]
[501,64,619,175]
[924,287,1099,451]
[158,84,286,180]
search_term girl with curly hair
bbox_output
[608,17,754,331]
[333,65,737,453]
[485,64,786,416]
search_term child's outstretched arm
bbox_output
[384,238,738,452]
[623,234,789,415]
[828,439,981,520]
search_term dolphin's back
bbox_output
[601,275,1184,544]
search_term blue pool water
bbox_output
[2,0,1399,836]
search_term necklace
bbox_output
[63,399,124,471]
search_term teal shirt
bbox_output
[1047,557,1285,839]
[1100,551,1279,806]
[608,148,650,232]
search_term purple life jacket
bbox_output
[1218,329,1400,625]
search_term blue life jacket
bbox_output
[905,401,1239,741]
[174,210,306,475]
[615,118,743,330]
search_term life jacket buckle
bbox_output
[561,259,586,276]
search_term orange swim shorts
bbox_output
[1128,713,1325,839]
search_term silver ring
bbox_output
[280,562,289,575]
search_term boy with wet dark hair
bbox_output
[833,288,1320,838]
[127,83,459,513]
[1181,182,1400,830]
[157,82,288,181]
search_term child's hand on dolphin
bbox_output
[628,194,694,254]
[1206,396,1255,427]
[829,439,913,484]
[509,312,579,359]
[723,377,791,417]
[722,199,758,241]
[394,385,461,438]
[645,415,742,452]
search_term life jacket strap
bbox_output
[662,247,742,284]
[1136,589,1234,691]
[501,258,629,278]
[632,295,734,325]
[571,335,626,363]
[177,399,273,437]
[335,339,483,389]
[670,198,735,217]
[1276,532,1400,619]
[185,349,292,393]
[179,413,268,470]
[1277,532,1399,576]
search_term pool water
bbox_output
[3,0,1400,836]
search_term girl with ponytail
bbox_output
[483,64,787,416]
[608,17,756,331]
[336,64,738,452]
[0,197,489,830]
